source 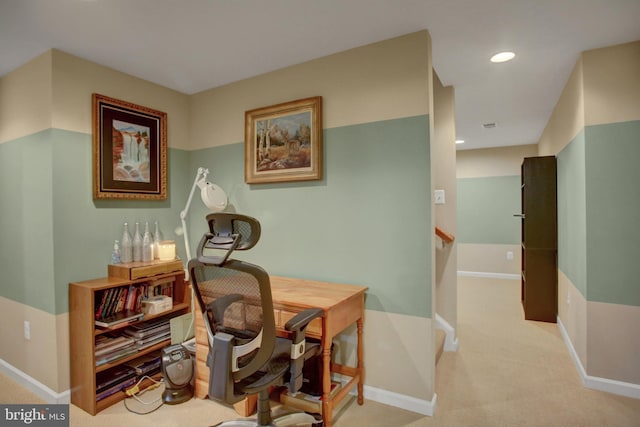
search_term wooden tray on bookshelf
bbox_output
[108,259,183,280]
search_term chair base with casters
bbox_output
[189,213,325,427]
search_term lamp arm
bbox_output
[180,167,209,278]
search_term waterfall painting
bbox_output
[245,96,322,184]
[92,93,167,200]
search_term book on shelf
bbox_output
[95,336,135,357]
[94,280,175,325]
[96,377,137,402]
[95,343,138,366]
[135,332,171,350]
[126,352,162,376]
[95,310,144,328]
[96,365,136,394]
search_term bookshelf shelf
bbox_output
[70,264,189,415]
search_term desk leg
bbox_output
[322,344,333,427]
[357,316,364,405]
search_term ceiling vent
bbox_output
[482,122,497,129]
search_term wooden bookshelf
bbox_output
[69,262,189,415]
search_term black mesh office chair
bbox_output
[189,213,323,427]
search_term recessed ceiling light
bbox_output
[455,139,465,144]
[490,51,515,63]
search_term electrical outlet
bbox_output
[434,189,445,205]
[506,251,514,261]
[24,320,31,340]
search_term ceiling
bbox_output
[1,0,639,151]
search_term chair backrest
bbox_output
[188,213,276,403]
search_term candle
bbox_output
[158,240,176,261]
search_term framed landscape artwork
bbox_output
[92,93,167,200]
[244,96,323,184]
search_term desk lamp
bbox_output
[179,167,228,279]
[177,167,227,343]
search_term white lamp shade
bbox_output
[200,182,228,212]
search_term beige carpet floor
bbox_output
[2,276,639,426]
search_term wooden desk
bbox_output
[194,275,367,427]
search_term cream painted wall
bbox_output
[583,41,640,126]
[558,271,587,367]
[457,243,520,275]
[0,296,67,393]
[50,50,190,149]
[538,59,584,157]
[0,51,53,144]
[189,31,431,149]
[456,144,538,178]
[432,72,457,331]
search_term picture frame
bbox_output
[92,93,167,200]
[245,96,322,184]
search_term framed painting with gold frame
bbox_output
[244,96,322,184]
[92,93,167,200]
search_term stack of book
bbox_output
[126,351,162,377]
[95,334,138,366]
[95,365,137,401]
[123,316,172,350]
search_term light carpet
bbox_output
[2,276,639,426]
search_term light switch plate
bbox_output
[434,189,445,205]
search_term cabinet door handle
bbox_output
[513,214,526,218]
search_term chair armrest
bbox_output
[284,308,323,394]
[207,331,243,404]
[284,308,323,344]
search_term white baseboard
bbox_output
[557,317,640,399]
[435,313,459,352]
[334,374,436,416]
[0,359,70,404]
[362,385,436,416]
[457,271,520,280]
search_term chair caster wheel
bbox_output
[309,413,323,427]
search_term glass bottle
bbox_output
[142,221,153,262]
[133,222,142,262]
[121,223,133,263]
[111,240,121,264]
[153,221,162,259]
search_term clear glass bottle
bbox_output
[133,222,142,262]
[111,240,121,264]
[121,223,133,263]
[142,221,153,262]
[153,221,162,260]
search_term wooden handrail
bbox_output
[435,226,455,244]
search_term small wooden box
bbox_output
[108,259,184,280]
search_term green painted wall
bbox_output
[585,120,640,306]
[557,120,640,307]
[456,176,520,244]
[557,130,587,297]
[0,129,190,314]
[189,116,432,317]
[0,116,432,318]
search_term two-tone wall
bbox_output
[0,49,191,399]
[1,31,444,413]
[432,73,458,345]
[456,145,538,276]
[188,31,437,412]
[538,41,640,395]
